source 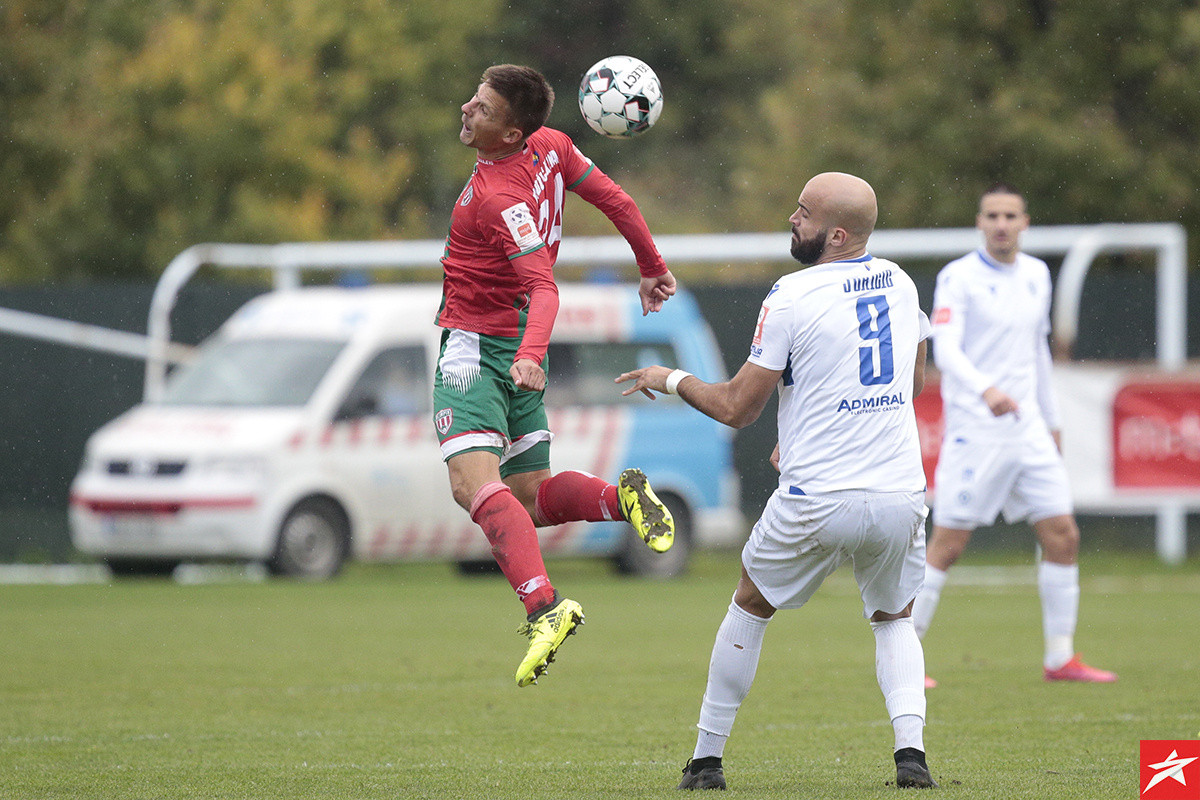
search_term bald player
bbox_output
[618,172,937,791]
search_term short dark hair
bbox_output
[482,65,554,139]
[981,182,1024,202]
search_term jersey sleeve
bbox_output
[931,267,994,397]
[917,308,932,342]
[569,164,667,278]
[478,193,546,260]
[478,192,559,365]
[747,283,794,371]
[511,258,559,365]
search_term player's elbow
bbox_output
[717,400,762,429]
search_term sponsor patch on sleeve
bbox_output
[500,202,543,251]
[933,307,952,325]
[752,305,770,346]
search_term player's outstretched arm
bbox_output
[639,271,677,315]
[616,360,781,429]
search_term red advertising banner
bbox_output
[1113,381,1200,488]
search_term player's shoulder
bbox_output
[529,126,576,155]
[1016,251,1052,276]
[939,250,979,275]
[935,251,983,289]
[867,256,918,289]
[532,125,570,142]
[768,266,821,297]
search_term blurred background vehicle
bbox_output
[67,283,742,579]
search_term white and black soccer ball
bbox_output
[578,56,663,138]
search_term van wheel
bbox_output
[614,492,691,578]
[269,497,348,580]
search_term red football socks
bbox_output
[470,482,555,614]
[534,470,622,525]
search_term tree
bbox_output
[0,0,500,281]
[3,0,1199,282]
[729,0,1200,253]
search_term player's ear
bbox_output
[829,227,848,247]
[502,126,524,146]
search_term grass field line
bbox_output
[946,565,1036,585]
[1,561,1194,592]
[798,562,1200,598]
[0,563,109,584]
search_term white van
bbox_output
[69,283,742,578]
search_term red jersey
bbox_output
[437,126,666,365]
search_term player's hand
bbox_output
[769,442,781,473]
[639,270,677,316]
[510,359,546,392]
[982,386,1020,418]
[615,364,672,399]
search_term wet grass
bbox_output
[0,548,1196,798]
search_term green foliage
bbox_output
[731,0,1200,235]
[3,0,1199,281]
[0,551,1195,798]
[0,0,498,281]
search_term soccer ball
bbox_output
[578,56,663,138]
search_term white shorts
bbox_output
[932,429,1073,529]
[742,488,928,619]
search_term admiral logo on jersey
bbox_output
[837,392,906,415]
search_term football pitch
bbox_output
[1,549,1196,799]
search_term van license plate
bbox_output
[103,516,159,539]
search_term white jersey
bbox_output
[748,254,927,494]
[931,249,1061,439]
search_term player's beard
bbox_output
[790,227,829,265]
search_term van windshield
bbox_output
[160,338,346,407]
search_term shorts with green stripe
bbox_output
[431,328,551,477]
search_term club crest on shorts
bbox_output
[435,407,453,435]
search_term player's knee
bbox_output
[928,528,971,569]
[1036,514,1079,559]
[449,471,487,512]
[450,483,474,511]
[733,573,776,619]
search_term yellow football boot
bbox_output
[618,468,675,553]
[515,598,585,687]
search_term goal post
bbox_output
[135,224,1189,562]
[144,223,1188,397]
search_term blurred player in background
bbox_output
[618,172,937,790]
[914,183,1116,685]
[435,64,678,688]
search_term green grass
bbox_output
[1,549,1197,799]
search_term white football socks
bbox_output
[871,617,927,753]
[911,565,947,639]
[693,601,770,759]
[1038,560,1079,670]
